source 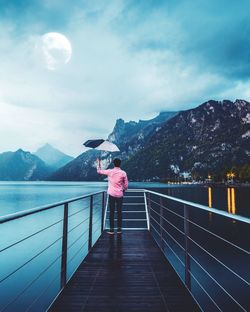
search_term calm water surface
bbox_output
[0,182,249,311]
[150,184,250,218]
[0,181,249,217]
[0,182,107,216]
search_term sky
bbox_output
[0,0,250,156]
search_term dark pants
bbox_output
[109,195,123,231]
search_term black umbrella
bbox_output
[83,139,120,152]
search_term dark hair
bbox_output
[113,158,121,167]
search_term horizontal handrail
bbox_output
[150,208,185,235]
[188,268,223,312]
[146,189,250,312]
[150,214,185,251]
[149,197,185,220]
[0,190,107,312]
[0,235,63,283]
[145,189,250,224]
[123,195,144,198]
[0,218,64,253]
[68,216,89,234]
[0,191,104,224]
[1,188,248,312]
[187,235,250,286]
[123,203,145,205]
[104,190,148,231]
[0,221,90,284]
[45,239,90,312]
[121,211,147,213]
[67,228,89,252]
[187,217,250,255]
[150,207,249,286]
[68,206,89,219]
[149,198,250,255]
[151,222,185,267]
[1,252,63,311]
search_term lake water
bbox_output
[0,182,249,311]
[0,182,107,217]
[147,184,250,218]
[0,183,107,312]
[0,181,249,217]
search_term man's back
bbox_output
[97,166,128,197]
[97,157,128,234]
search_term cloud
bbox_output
[0,0,250,156]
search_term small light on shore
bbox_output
[226,172,235,182]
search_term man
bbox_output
[97,158,128,234]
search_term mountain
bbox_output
[0,149,52,181]
[123,99,250,181]
[107,112,177,160]
[49,111,176,181]
[35,143,73,169]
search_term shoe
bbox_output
[107,231,114,235]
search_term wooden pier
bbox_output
[49,230,200,312]
[1,189,248,311]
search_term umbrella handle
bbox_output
[97,158,101,168]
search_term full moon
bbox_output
[41,32,72,70]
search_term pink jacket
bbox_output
[97,166,128,198]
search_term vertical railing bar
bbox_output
[144,191,150,231]
[60,203,69,289]
[103,194,109,230]
[184,204,191,289]
[146,192,151,232]
[101,192,105,232]
[144,189,250,311]
[160,197,164,250]
[88,195,93,251]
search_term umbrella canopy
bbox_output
[83,139,120,152]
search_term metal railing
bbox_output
[144,189,250,312]
[1,188,249,312]
[104,189,149,230]
[0,191,107,312]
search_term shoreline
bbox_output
[0,180,249,187]
[158,181,250,187]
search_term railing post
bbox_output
[61,203,69,289]
[147,193,151,232]
[184,204,191,289]
[101,192,105,232]
[160,197,164,250]
[88,195,93,251]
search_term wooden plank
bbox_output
[49,230,200,312]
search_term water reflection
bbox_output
[208,187,212,221]
[207,187,237,216]
[227,187,236,215]
[208,187,212,208]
